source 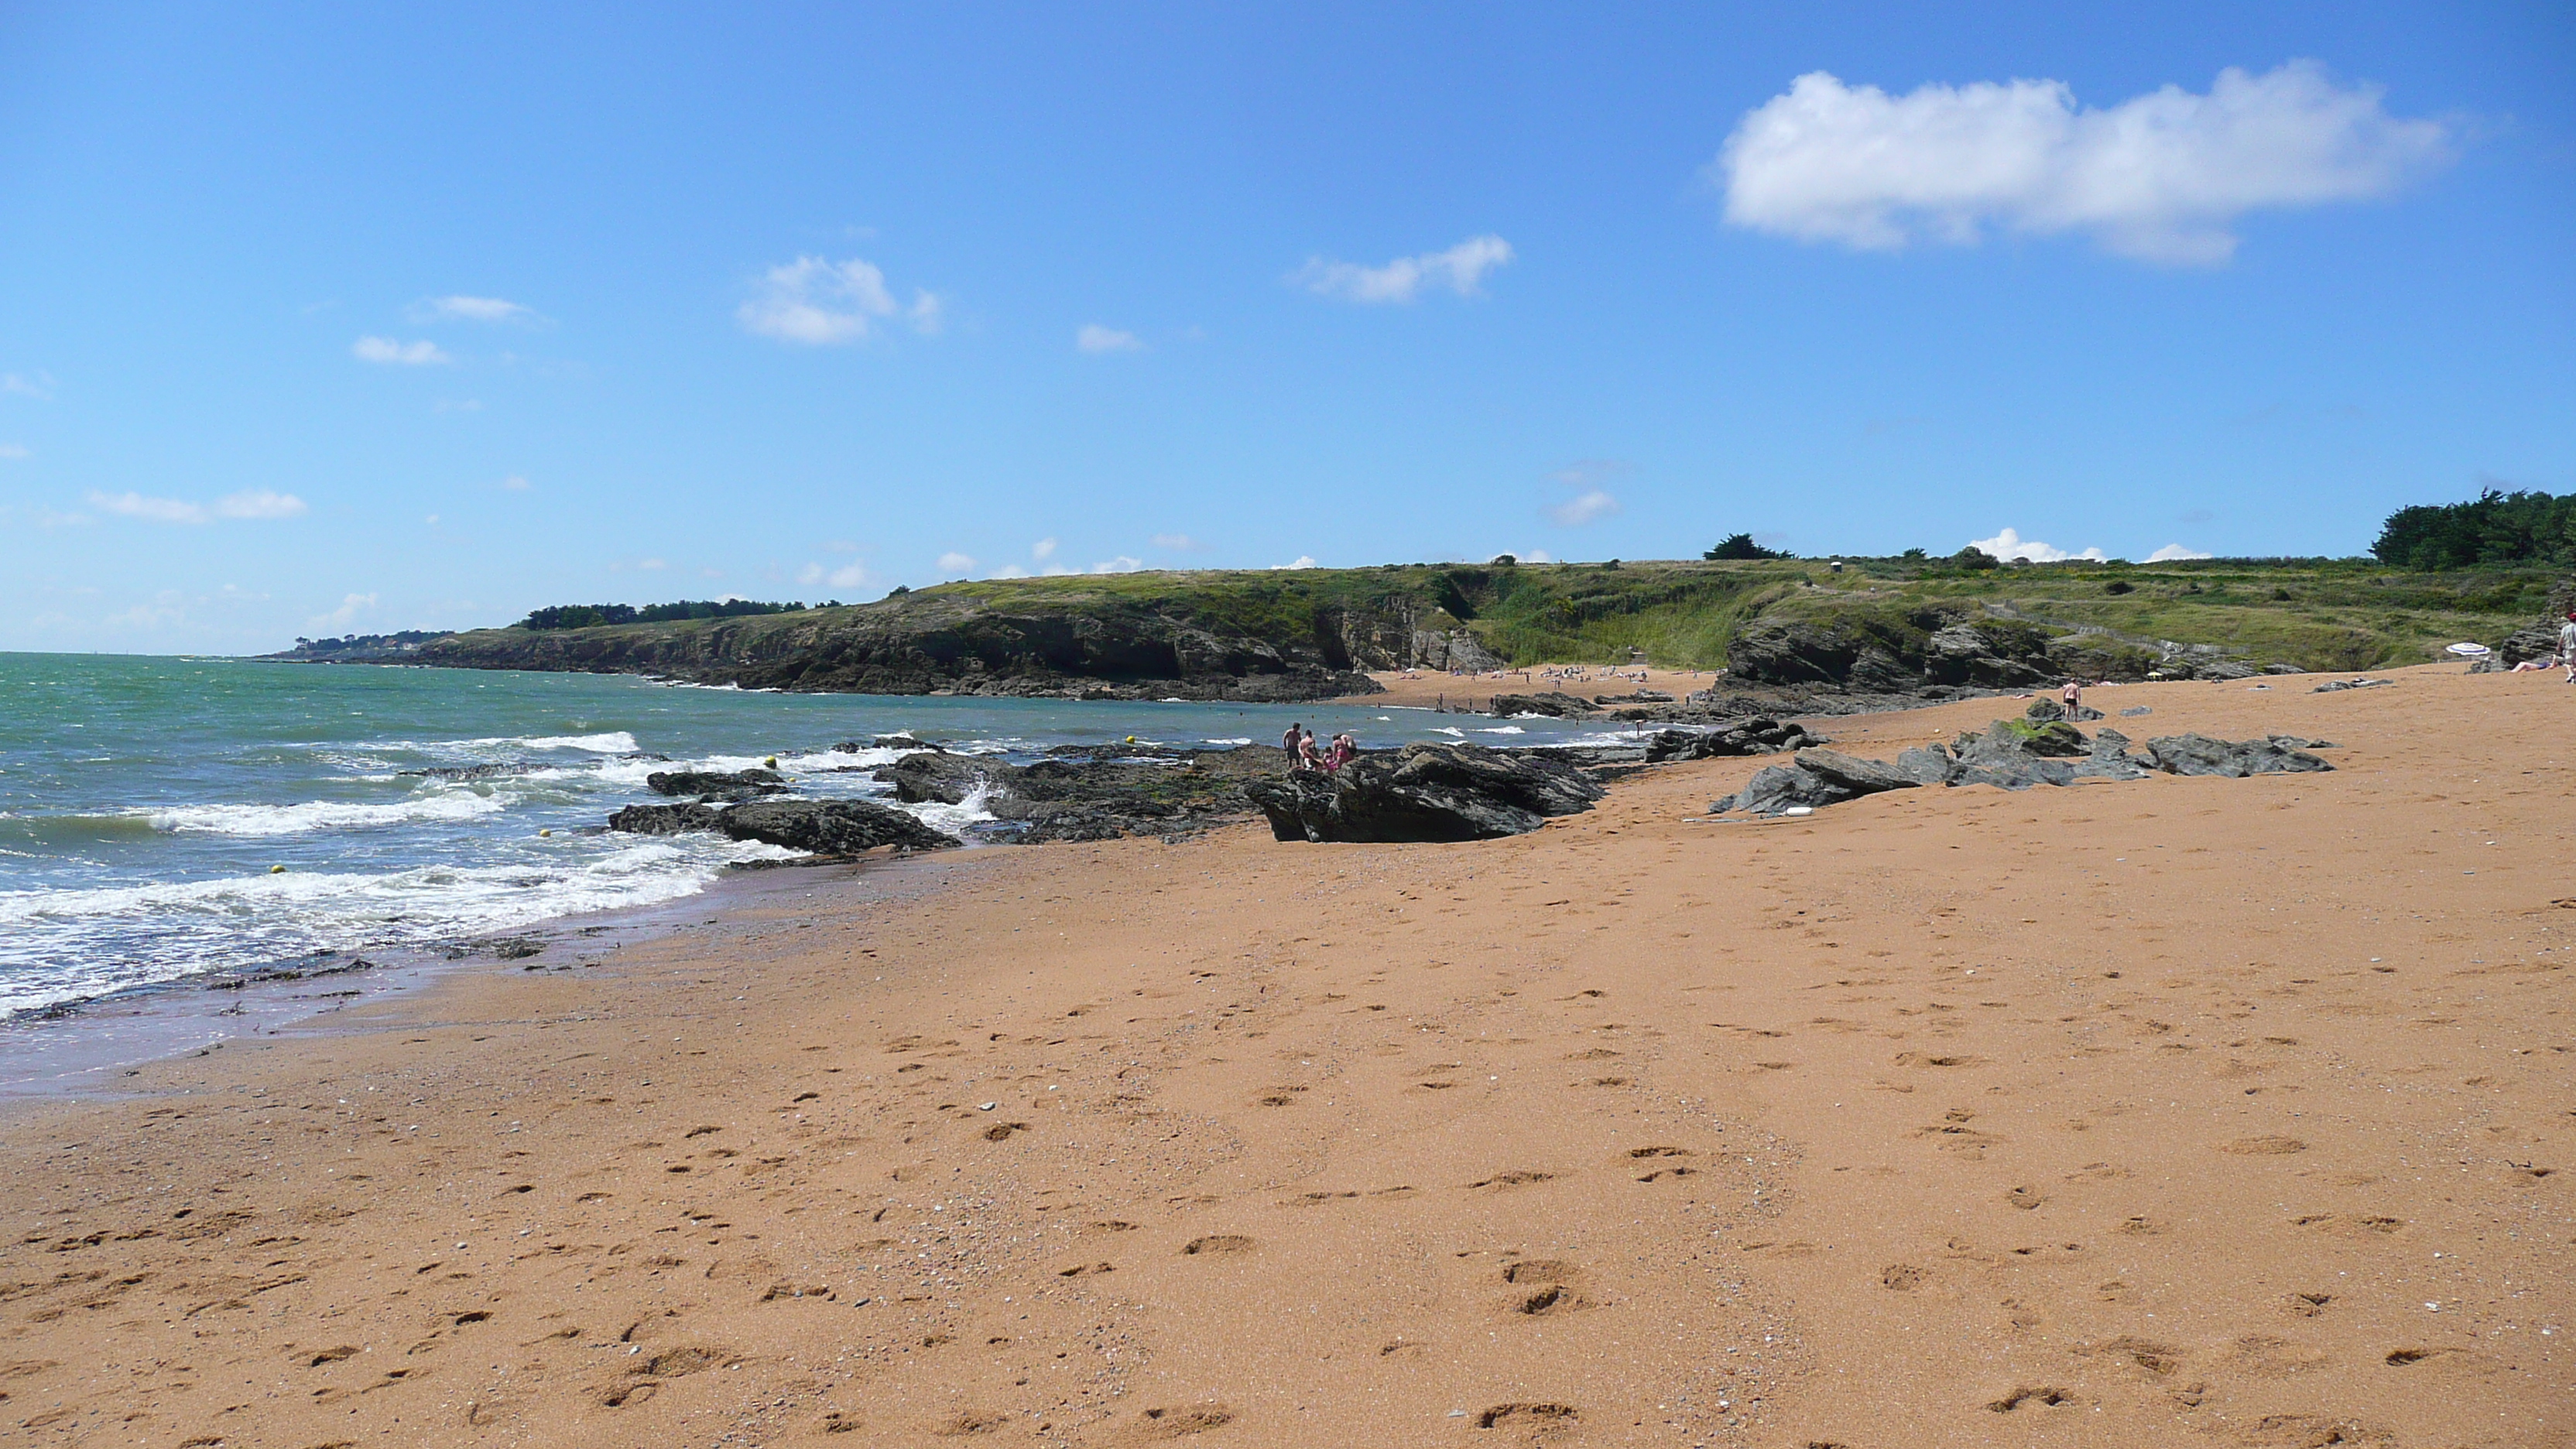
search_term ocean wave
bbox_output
[1476,725,1527,735]
[1203,738,1252,746]
[469,731,640,753]
[146,791,508,837]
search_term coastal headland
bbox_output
[371,557,2567,707]
[1,663,2564,1446]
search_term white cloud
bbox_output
[1149,533,1200,550]
[0,503,90,528]
[90,491,209,524]
[1273,556,1319,570]
[0,444,27,460]
[1090,556,1143,574]
[798,560,872,590]
[738,255,941,344]
[992,564,1030,579]
[87,488,305,524]
[415,295,538,324]
[1549,488,1621,527]
[2,371,56,400]
[308,592,378,630]
[2147,543,2215,561]
[1077,324,1146,354]
[502,474,532,491]
[637,557,668,570]
[1716,62,2451,265]
[1969,527,2107,563]
[937,551,976,573]
[1293,235,1515,303]
[215,488,307,519]
[1031,537,1058,560]
[353,336,452,365]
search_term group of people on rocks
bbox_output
[1281,724,1358,772]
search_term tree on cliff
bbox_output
[1704,533,1790,560]
[2372,488,2576,570]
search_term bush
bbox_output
[1704,533,1790,560]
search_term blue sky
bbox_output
[1,2,2567,653]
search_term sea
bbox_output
[0,654,1637,1022]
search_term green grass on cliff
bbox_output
[450,557,2565,674]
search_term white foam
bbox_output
[1476,725,1526,735]
[494,731,639,752]
[1203,738,1252,746]
[903,782,1000,838]
[1433,726,1466,738]
[147,791,508,837]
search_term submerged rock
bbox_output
[1245,742,1604,842]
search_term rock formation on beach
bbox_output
[1713,721,2334,815]
[1244,742,1605,842]
[608,796,959,854]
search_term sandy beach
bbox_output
[1351,666,1724,711]
[1,663,2566,1447]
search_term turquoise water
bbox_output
[0,656,1630,1015]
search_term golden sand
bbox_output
[1,663,2566,1447]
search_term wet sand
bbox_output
[1,664,2566,1447]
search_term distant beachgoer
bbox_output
[1297,730,1325,772]
[1283,723,1309,769]
[2561,612,2576,682]
[2060,678,2083,721]
[1324,733,1356,770]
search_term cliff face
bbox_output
[412,580,1502,699]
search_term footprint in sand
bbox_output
[1183,1235,1255,1255]
[930,1409,1009,1435]
[1121,1406,1235,1440]
[1468,1170,1556,1190]
[1987,1386,2074,1412]
[2006,1186,2047,1210]
[981,1122,1031,1142]
[2218,1136,2307,1156]
[2286,1292,2334,1317]
[1881,1263,1928,1291]
[1477,1403,1578,1441]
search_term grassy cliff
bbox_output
[414,557,2565,695]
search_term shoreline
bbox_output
[0,663,2564,1446]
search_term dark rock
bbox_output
[718,798,960,853]
[2024,698,2105,723]
[835,735,930,752]
[2142,734,2333,778]
[1488,691,1595,719]
[2263,663,2307,675]
[1962,718,2090,759]
[2266,735,2337,750]
[1896,744,1959,785]
[1245,742,1604,842]
[2311,677,2389,694]
[399,762,543,782]
[2119,706,2153,718]
[1593,690,1673,704]
[1711,747,1921,815]
[1643,718,1817,763]
[2499,621,2562,666]
[607,803,726,835]
[2197,660,2262,681]
[646,768,787,801]
[879,751,1008,804]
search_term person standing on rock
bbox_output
[1297,729,1326,772]
[2060,677,2084,721]
[1283,723,1305,768]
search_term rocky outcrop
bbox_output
[646,767,786,802]
[1488,691,1595,719]
[2140,734,2334,778]
[1724,601,2277,694]
[1713,724,2334,814]
[607,798,957,853]
[880,745,1288,842]
[1643,718,1818,762]
[1245,743,1604,843]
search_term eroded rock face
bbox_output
[1245,742,1604,843]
